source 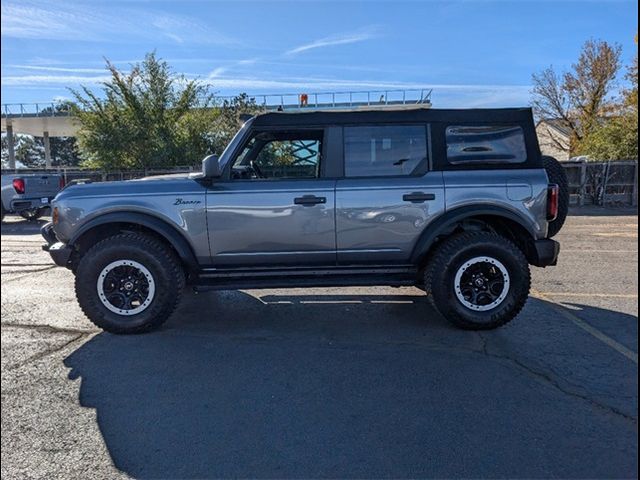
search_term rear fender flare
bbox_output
[411,205,537,265]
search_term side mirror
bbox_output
[202,154,221,178]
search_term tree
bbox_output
[212,93,263,149]
[532,39,622,155]
[38,102,82,167]
[71,52,223,170]
[1,102,81,168]
[577,34,638,160]
[1,134,44,168]
[577,116,637,160]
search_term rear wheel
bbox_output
[542,155,569,237]
[19,208,45,221]
[424,231,531,330]
[75,232,185,334]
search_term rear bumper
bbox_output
[11,198,50,212]
[530,239,560,267]
[41,222,72,267]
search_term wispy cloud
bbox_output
[1,69,532,107]
[0,1,107,40]
[150,14,239,45]
[1,0,240,45]
[285,27,380,55]
[6,65,108,74]
[1,75,112,86]
[208,58,258,79]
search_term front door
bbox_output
[206,129,336,267]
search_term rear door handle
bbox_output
[403,192,435,203]
[294,195,327,206]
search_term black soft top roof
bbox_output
[251,107,535,127]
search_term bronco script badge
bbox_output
[173,198,202,206]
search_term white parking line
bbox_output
[562,250,638,254]
[537,292,638,299]
[533,291,638,364]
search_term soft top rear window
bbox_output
[446,125,527,165]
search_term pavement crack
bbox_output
[1,262,56,267]
[1,322,97,335]
[1,266,57,281]
[3,333,88,372]
[475,338,637,424]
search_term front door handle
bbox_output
[403,192,435,203]
[294,195,327,206]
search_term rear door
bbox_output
[335,124,444,264]
[206,128,337,267]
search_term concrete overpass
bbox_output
[2,89,432,169]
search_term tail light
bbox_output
[12,178,25,194]
[59,177,65,189]
[52,207,59,224]
[547,184,559,221]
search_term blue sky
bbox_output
[1,0,638,108]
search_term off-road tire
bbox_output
[19,208,45,221]
[424,231,531,330]
[542,155,569,237]
[75,232,185,334]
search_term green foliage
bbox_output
[71,52,261,170]
[577,115,638,160]
[212,93,263,149]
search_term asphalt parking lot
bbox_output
[1,209,638,479]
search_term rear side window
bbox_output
[344,125,427,177]
[446,125,527,165]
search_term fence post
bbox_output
[633,162,638,207]
[578,161,587,206]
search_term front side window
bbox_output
[344,125,427,177]
[231,130,322,180]
[446,125,527,165]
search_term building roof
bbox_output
[537,118,572,138]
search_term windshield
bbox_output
[218,118,254,171]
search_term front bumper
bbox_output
[41,222,72,267]
[530,239,560,267]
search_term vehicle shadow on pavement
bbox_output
[63,292,638,479]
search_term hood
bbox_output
[55,174,205,200]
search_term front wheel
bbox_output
[75,232,185,334]
[424,231,531,330]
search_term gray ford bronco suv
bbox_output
[42,107,568,334]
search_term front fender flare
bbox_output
[69,211,199,272]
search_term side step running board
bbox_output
[193,266,418,291]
